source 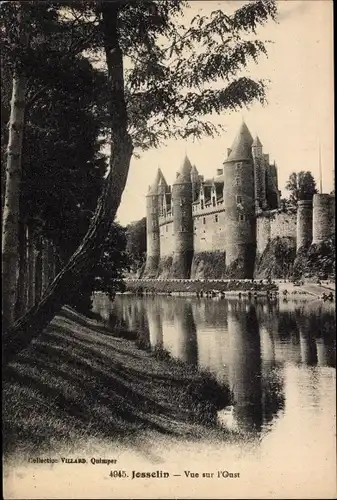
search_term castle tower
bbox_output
[157,169,168,215]
[144,169,162,277]
[312,193,335,244]
[223,121,256,277]
[171,155,194,278]
[252,136,267,212]
[296,199,313,250]
[190,164,199,202]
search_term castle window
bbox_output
[171,207,174,216]
[236,162,243,172]
[215,215,218,223]
[212,197,216,207]
[236,195,242,203]
[239,214,245,222]
[201,200,204,210]
[203,217,206,225]
[166,225,168,232]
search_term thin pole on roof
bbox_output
[319,141,323,194]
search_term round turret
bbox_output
[190,164,199,201]
[252,136,267,211]
[144,170,161,277]
[296,199,313,250]
[157,168,168,197]
[223,122,256,277]
[312,193,335,244]
[171,156,194,278]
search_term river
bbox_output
[91,293,336,498]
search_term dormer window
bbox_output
[236,195,242,204]
[212,197,216,207]
[201,200,204,210]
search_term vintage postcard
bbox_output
[2,0,335,499]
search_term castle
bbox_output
[144,122,335,279]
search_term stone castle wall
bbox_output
[297,200,313,250]
[256,216,271,256]
[158,208,298,262]
[312,194,335,244]
[155,199,334,277]
[193,209,226,253]
[256,210,297,257]
[270,211,297,240]
[159,219,174,257]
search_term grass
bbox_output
[3,307,231,459]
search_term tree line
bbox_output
[2,0,278,363]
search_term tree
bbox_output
[1,1,105,327]
[285,171,318,205]
[1,4,30,329]
[71,222,131,314]
[3,0,277,363]
[1,23,110,317]
[125,217,147,272]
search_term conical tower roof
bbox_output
[191,164,199,181]
[226,121,254,162]
[157,168,168,188]
[173,155,193,184]
[252,135,262,147]
[147,168,164,195]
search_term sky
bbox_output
[116,0,334,226]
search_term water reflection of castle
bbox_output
[93,294,336,435]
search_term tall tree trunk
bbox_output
[34,234,42,306]
[49,243,55,282]
[15,219,28,318]
[2,71,27,330]
[41,237,50,294]
[3,2,133,364]
[27,224,36,309]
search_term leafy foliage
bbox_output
[69,222,131,313]
[19,56,108,262]
[285,171,318,204]
[125,217,147,271]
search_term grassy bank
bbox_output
[3,308,231,458]
[124,278,278,295]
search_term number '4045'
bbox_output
[109,470,127,478]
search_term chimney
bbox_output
[217,168,223,176]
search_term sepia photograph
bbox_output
[1,0,335,498]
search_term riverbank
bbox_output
[123,278,335,300]
[3,307,231,459]
[124,278,278,295]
